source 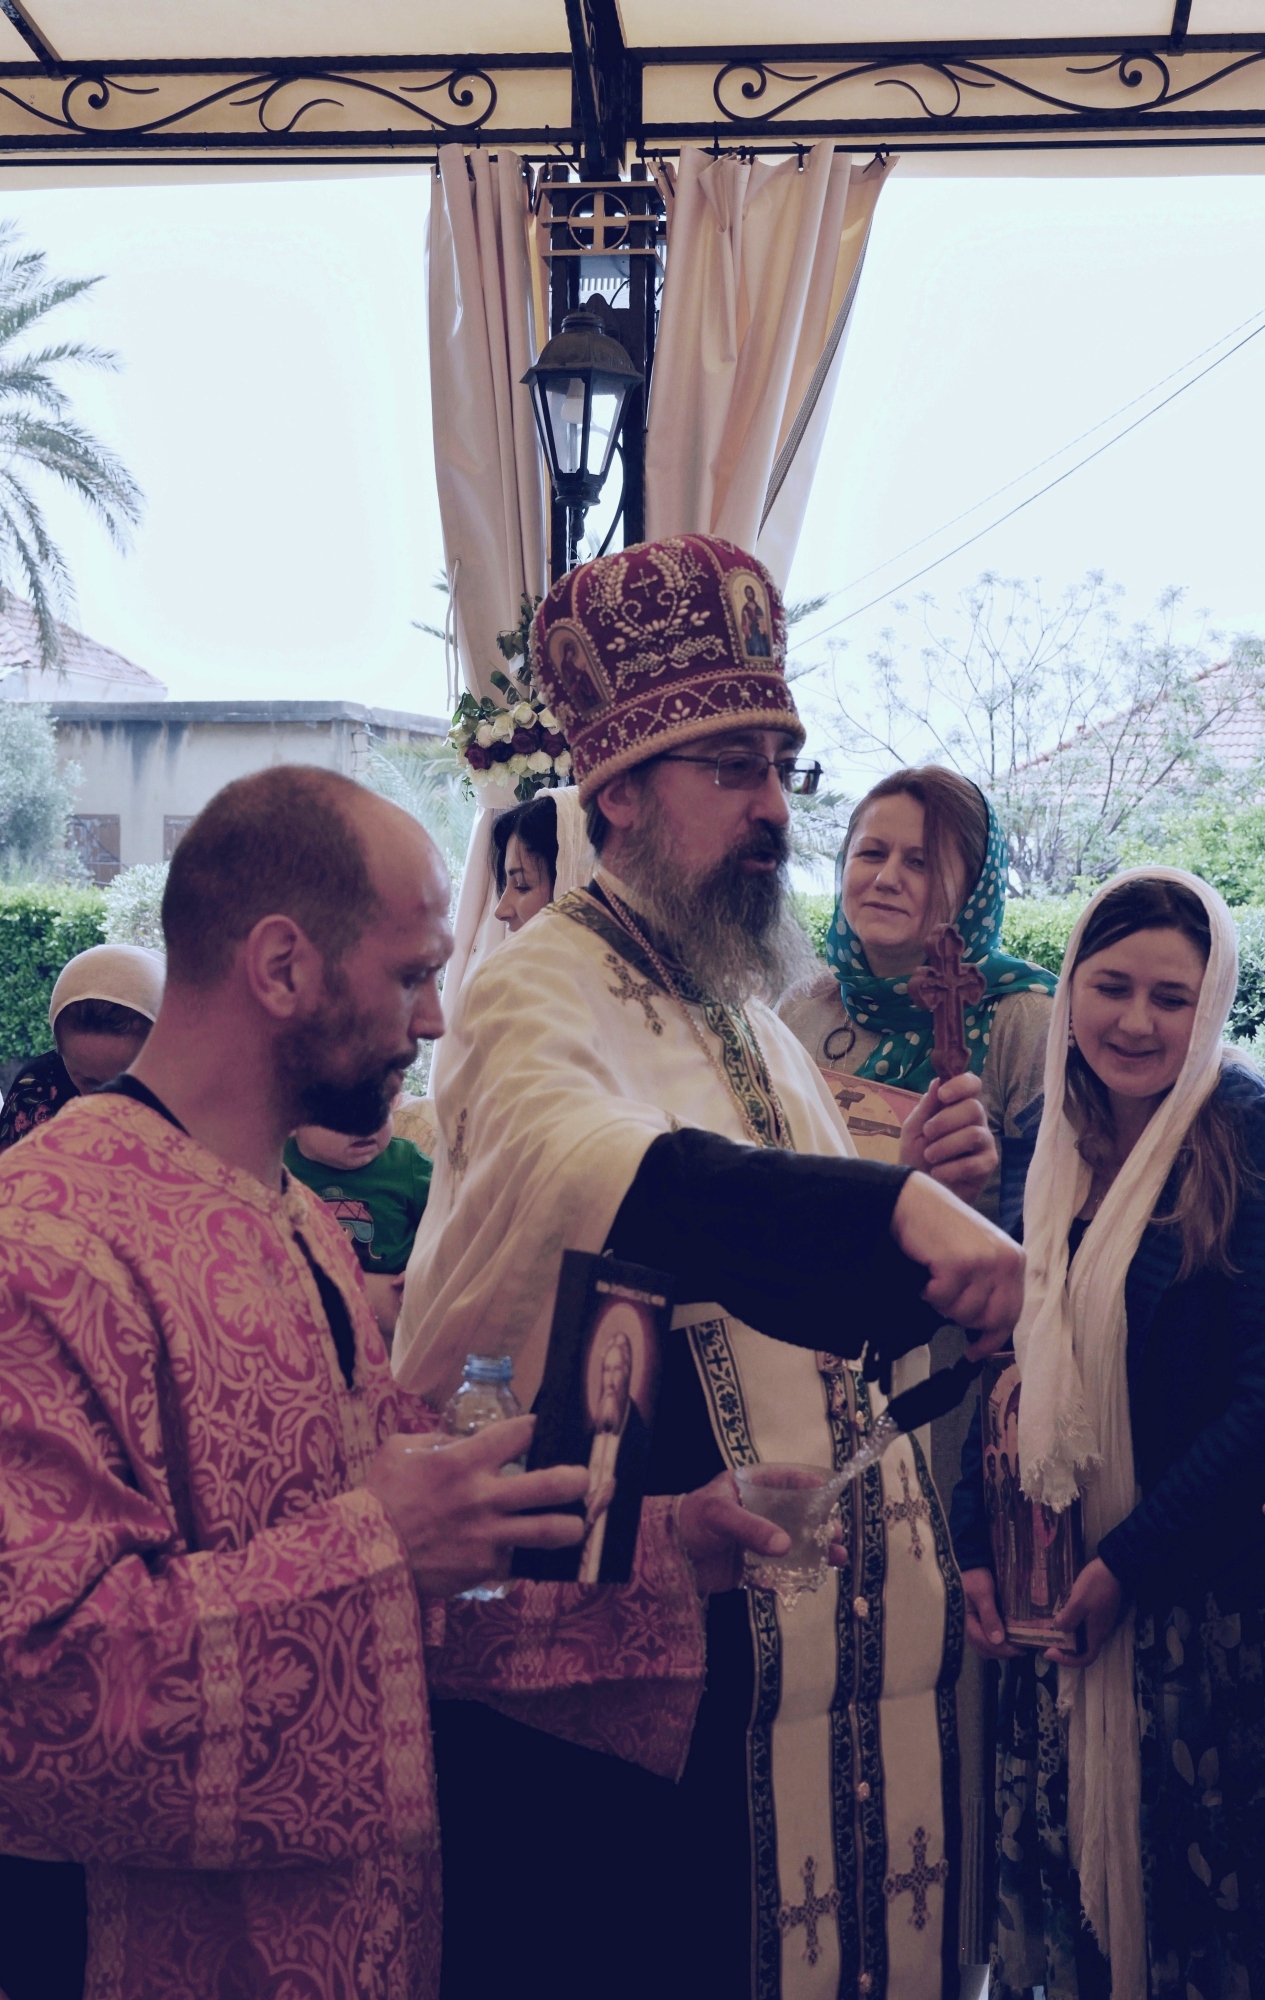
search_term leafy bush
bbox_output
[793,893,834,959]
[1001,897,1265,1046]
[791,888,1265,1052]
[795,890,1087,973]
[1122,802,1265,907]
[797,888,1087,973]
[0,702,81,877]
[103,862,167,949]
[1228,908,1265,1043]
[1000,897,1087,976]
[0,882,104,1060]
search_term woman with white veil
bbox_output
[950,869,1265,1999]
[395,786,594,1151]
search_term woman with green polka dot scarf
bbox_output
[781,766,1057,1215]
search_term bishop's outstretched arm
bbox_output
[605,1127,938,1364]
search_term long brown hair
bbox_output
[1066,877,1247,1278]
[844,766,988,931]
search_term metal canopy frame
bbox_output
[0,3,1260,168]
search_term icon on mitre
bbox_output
[726,571,774,659]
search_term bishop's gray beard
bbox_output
[613,811,815,1007]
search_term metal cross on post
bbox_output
[907,923,986,1081]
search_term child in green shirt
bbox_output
[284,1110,432,1348]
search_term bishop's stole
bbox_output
[396,882,965,2000]
[0,1092,706,2000]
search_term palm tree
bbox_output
[0,221,143,667]
[365,737,477,886]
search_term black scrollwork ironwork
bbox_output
[712,49,1265,125]
[0,64,499,142]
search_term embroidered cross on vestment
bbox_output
[907,923,986,1080]
[884,1826,949,1931]
[447,1108,469,1178]
[778,1856,840,1966]
[882,1456,931,1561]
[604,953,664,1035]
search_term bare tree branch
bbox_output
[808,573,1265,893]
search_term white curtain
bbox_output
[427,146,549,1084]
[645,146,893,587]
[427,145,547,703]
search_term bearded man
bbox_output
[393,536,1024,2000]
[0,764,790,2000]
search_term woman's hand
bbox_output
[1045,1556,1123,1667]
[961,1566,1021,1660]
[899,1074,997,1204]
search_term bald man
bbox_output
[0,767,782,2000]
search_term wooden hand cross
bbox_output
[907,924,986,1081]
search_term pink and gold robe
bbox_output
[0,1093,705,2000]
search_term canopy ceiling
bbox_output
[0,0,1263,167]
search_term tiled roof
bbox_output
[0,596,164,694]
[1019,660,1265,783]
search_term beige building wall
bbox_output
[50,701,446,874]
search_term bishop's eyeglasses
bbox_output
[655,751,823,796]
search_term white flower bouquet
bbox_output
[448,595,573,804]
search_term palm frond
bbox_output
[0,222,145,669]
[364,740,477,884]
[0,489,67,663]
[0,413,144,543]
[0,341,120,396]
[0,363,69,416]
[788,787,854,866]
[0,275,105,354]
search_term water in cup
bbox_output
[735,1462,838,1607]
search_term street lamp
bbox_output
[522,305,643,570]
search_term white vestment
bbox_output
[395,885,962,2000]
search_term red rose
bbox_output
[464,742,491,770]
[542,731,568,756]
[510,726,539,755]
[487,738,512,762]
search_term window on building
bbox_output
[164,816,194,859]
[68,814,121,886]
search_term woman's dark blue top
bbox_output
[950,1060,1265,1609]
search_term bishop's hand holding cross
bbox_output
[824,923,1017,1505]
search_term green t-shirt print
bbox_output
[283,1135,433,1274]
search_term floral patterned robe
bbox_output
[0,1093,705,2000]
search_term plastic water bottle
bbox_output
[442,1354,524,1599]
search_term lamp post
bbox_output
[522,304,643,575]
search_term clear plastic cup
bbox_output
[734,1462,839,1607]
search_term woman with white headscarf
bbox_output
[0,942,165,1152]
[397,786,595,1156]
[949,869,1265,2000]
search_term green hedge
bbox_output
[0,884,106,1063]
[793,893,834,960]
[793,890,1087,972]
[1000,896,1086,976]
[799,888,1265,1043]
[1000,898,1265,1042]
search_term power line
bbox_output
[826,304,1265,601]
[791,310,1265,655]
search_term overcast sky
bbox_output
[6,164,1265,753]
